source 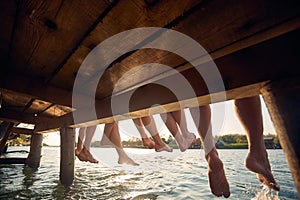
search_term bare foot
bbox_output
[245,151,280,191]
[185,132,197,146]
[142,138,155,149]
[206,149,230,198]
[75,148,82,157]
[155,143,173,152]
[118,153,139,166]
[177,133,196,152]
[76,148,99,164]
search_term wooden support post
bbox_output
[60,127,75,187]
[261,79,300,198]
[0,122,14,154]
[25,133,43,168]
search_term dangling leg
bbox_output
[234,96,279,191]
[77,126,98,163]
[105,122,139,166]
[133,118,155,149]
[75,127,85,156]
[141,116,172,152]
[100,122,115,146]
[190,105,230,198]
[171,110,196,146]
[162,112,192,152]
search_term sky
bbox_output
[43,95,276,146]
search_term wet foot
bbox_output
[245,151,279,191]
[155,143,173,152]
[76,148,99,164]
[142,138,155,149]
[206,149,230,198]
[118,154,139,166]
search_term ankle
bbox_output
[249,144,267,157]
[206,149,223,170]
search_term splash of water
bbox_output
[251,186,279,200]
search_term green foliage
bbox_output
[221,143,248,149]
[218,134,241,144]
[8,134,31,146]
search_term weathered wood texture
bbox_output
[8,0,110,78]
[261,80,300,198]
[50,0,202,89]
[25,133,43,169]
[60,127,75,187]
[0,0,16,64]
[0,89,73,125]
[50,0,300,100]
[33,28,299,132]
[0,1,299,132]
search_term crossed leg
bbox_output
[140,116,172,152]
[133,118,155,149]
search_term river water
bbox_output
[0,147,298,199]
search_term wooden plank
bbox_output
[106,0,300,97]
[9,0,110,78]
[50,0,204,90]
[0,75,74,107]
[0,89,32,111]
[52,0,300,100]
[110,17,300,97]
[11,127,33,135]
[0,88,73,118]
[25,99,52,115]
[0,0,17,64]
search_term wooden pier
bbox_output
[0,0,299,197]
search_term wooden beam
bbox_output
[0,76,74,107]
[0,108,52,124]
[261,79,300,198]
[0,122,13,154]
[25,133,43,169]
[35,81,267,133]
[60,127,75,187]
[11,127,33,135]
